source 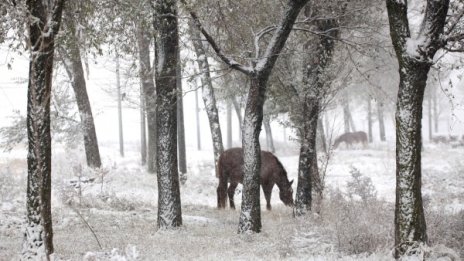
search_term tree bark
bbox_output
[153,0,182,229]
[263,116,275,153]
[189,23,224,176]
[177,50,187,184]
[377,101,386,141]
[62,11,102,168]
[136,23,157,173]
[116,53,124,157]
[386,0,449,256]
[367,97,373,143]
[317,117,327,153]
[23,0,65,258]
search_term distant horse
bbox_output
[216,148,294,210]
[333,131,368,149]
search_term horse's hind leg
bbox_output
[217,179,228,209]
[227,182,238,209]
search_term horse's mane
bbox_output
[273,155,288,178]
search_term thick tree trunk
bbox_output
[263,116,275,153]
[394,61,429,256]
[154,0,182,228]
[377,101,386,142]
[367,97,373,143]
[189,24,224,175]
[23,0,65,258]
[63,14,101,168]
[136,24,156,173]
[177,51,187,183]
[238,75,266,233]
[116,53,124,157]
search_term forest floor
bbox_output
[0,142,463,260]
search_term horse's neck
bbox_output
[275,173,288,190]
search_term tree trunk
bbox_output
[116,53,124,157]
[195,88,201,150]
[23,0,65,258]
[232,97,243,141]
[394,60,430,257]
[153,0,182,229]
[317,117,327,153]
[342,98,350,133]
[140,84,147,165]
[189,23,224,175]
[63,13,102,168]
[177,50,187,184]
[136,23,156,173]
[227,100,233,149]
[367,97,373,143]
[386,0,449,256]
[238,75,266,233]
[263,116,275,153]
[377,101,386,141]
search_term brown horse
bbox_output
[217,148,294,210]
[333,131,368,149]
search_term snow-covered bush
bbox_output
[346,166,377,202]
[322,187,394,255]
[427,209,464,258]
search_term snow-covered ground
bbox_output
[0,142,463,260]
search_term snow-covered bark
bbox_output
[153,0,182,229]
[61,10,101,168]
[189,23,224,175]
[136,23,157,173]
[23,0,65,258]
[386,0,450,257]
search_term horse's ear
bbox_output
[290,179,294,186]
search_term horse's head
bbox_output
[279,179,294,206]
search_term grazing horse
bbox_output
[216,148,294,210]
[333,131,368,149]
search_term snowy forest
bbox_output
[0,0,463,260]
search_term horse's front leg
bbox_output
[217,178,228,209]
[227,182,238,209]
[262,183,273,210]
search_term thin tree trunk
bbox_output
[377,101,386,141]
[432,87,438,133]
[140,84,147,165]
[227,100,233,149]
[177,50,187,184]
[136,23,156,173]
[263,116,275,153]
[367,97,373,143]
[189,23,224,175]
[427,90,433,142]
[62,13,101,168]
[23,0,65,258]
[342,98,350,133]
[116,53,124,157]
[317,117,327,153]
[195,88,201,150]
[232,97,243,141]
[153,0,182,228]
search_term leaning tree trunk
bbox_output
[386,0,449,256]
[23,0,65,258]
[153,0,182,229]
[136,23,157,173]
[189,23,224,175]
[63,12,101,168]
